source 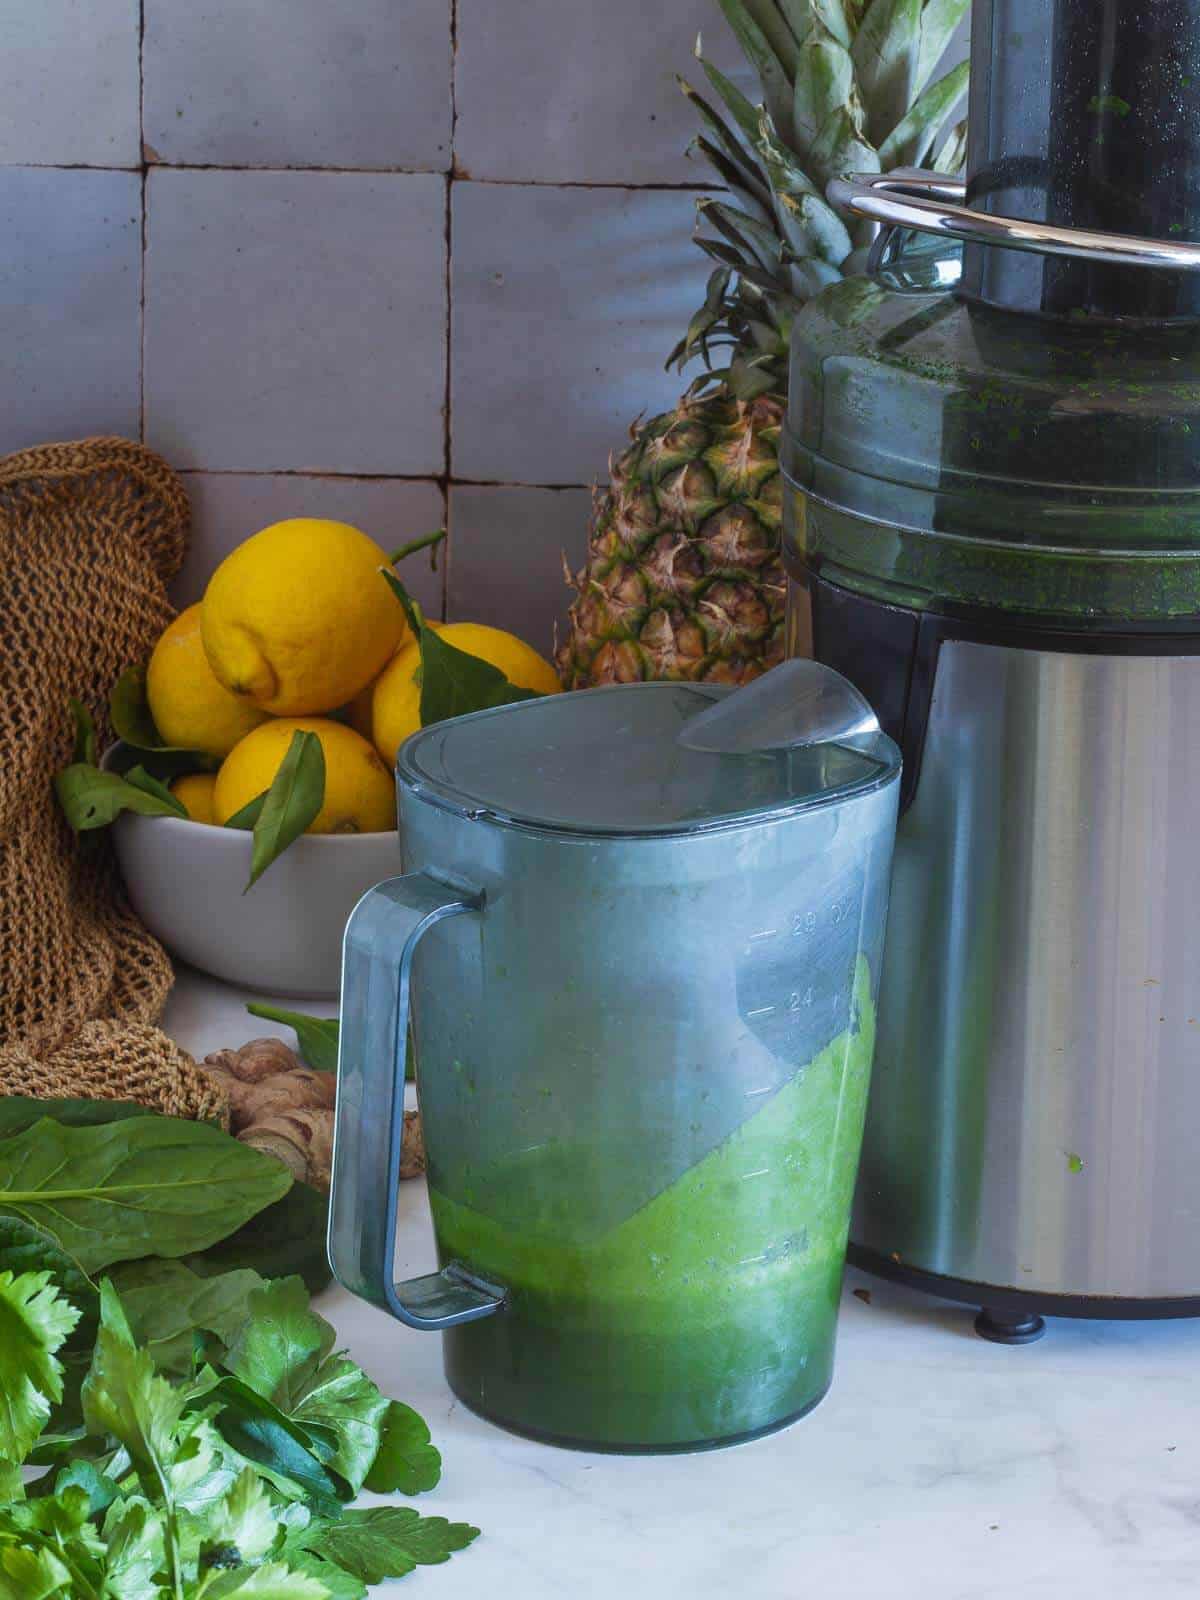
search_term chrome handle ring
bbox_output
[828,170,1200,271]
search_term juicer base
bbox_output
[974,1309,1046,1346]
[848,1245,1200,1333]
[443,1379,831,1456]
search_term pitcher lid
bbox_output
[396,682,899,838]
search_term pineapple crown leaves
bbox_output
[675,0,969,388]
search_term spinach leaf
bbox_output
[0,1098,156,1140]
[182,1182,331,1296]
[0,1216,95,1312]
[243,1004,414,1085]
[109,1261,265,1375]
[245,1004,339,1073]
[0,1117,291,1273]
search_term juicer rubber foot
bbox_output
[974,1308,1046,1345]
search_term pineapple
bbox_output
[557,0,969,688]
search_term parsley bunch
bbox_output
[0,1269,476,1598]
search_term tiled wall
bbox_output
[2,6,966,656]
[0,1,756,655]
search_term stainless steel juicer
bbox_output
[783,0,1200,1340]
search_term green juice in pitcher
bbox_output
[431,963,876,1452]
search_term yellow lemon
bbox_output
[371,622,561,765]
[201,518,408,716]
[146,606,268,758]
[169,772,218,824]
[344,622,447,740]
[214,718,396,835]
[345,678,377,742]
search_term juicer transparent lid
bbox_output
[786,263,1200,548]
[782,251,1200,622]
[396,681,900,838]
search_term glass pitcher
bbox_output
[329,672,900,1452]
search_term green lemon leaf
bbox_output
[379,571,541,730]
[109,665,164,750]
[288,1506,479,1584]
[0,1270,82,1462]
[363,1400,441,1495]
[123,764,188,813]
[0,1116,292,1273]
[223,791,267,831]
[245,1004,339,1073]
[182,1182,331,1296]
[109,664,217,773]
[246,731,326,891]
[68,698,98,767]
[54,762,187,831]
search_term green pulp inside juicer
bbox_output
[431,961,876,1451]
[783,261,1200,624]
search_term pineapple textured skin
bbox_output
[558,393,785,688]
[558,0,969,690]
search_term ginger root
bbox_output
[242,1108,334,1187]
[200,1036,423,1193]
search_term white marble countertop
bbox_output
[164,970,1200,1600]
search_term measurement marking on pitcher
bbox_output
[744,1085,772,1098]
[748,928,777,943]
[747,1004,776,1019]
[741,1168,769,1180]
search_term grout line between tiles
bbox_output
[176,470,592,491]
[0,159,709,194]
[442,0,459,619]
[137,0,147,441]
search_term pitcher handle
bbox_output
[327,872,505,1330]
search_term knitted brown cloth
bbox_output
[0,438,226,1125]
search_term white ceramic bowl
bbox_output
[103,744,401,998]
